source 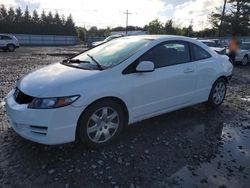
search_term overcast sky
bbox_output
[0,0,225,30]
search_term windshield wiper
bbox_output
[62,59,83,64]
[87,54,104,70]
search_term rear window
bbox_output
[191,43,211,61]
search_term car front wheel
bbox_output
[208,78,227,107]
[77,99,126,148]
[241,55,249,66]
[7,44,15,52]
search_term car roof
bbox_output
[0,34,13,37]
[242,42,250,44]
[122,35,194,41]
[110,34,123,37]
[122,35,216,48]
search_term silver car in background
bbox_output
[199,40,226,55]
[235,42,250,66]
[0,34,20,52]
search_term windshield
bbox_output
[68,37,151,70]
[241,44,250,50]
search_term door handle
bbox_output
[183,68,194,73]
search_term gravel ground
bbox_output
[0,46,250,188]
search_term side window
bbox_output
[140,41,190,68]
[1,35,11,40]
[191,43,211,61]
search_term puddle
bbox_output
[163,126,250,188]
[0,99,5,108]
[241,96,250,102]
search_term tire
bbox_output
[7,44,15,52]
[77,99,126,148]
[241,55,249,66]
[207,78,227,108]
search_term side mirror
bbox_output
[136,61,155,72]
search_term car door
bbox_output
[190,43,216,102]
[0,35,4,47]
[125,40,197,119]
[0,35,11,47]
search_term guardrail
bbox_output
[13,34,78,46]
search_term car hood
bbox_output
[17,63,100,97]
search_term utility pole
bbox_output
[218,0,227,38]
[123,10,132,35]
[188,19,193,37]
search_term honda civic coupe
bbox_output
[4,35,233,148]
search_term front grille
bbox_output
[14,88,34,104]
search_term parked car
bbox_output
[210,46,227,55]
[0,34,19,52]
[4,35,233,148]
[199,40,226,55]
[91,35,123,47]
[199,39,217,47]
[209,39,227,47]
[235,42,250,66]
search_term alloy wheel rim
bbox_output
[9,46,14,51]
[242,57,248,65]
[212,82,226,105]
[86,107,119,143]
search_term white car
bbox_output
[199,39,226,55]
[0,34,19,52]
[235,42,250,65]
[4,35,233,148]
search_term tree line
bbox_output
[77,0,249,40]
[143,0,249,38]
[209,0,250,37]
[0,0,249,39]
[0,5,76,35]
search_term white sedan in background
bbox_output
[0,34,19,52]
[4,35,233,148]
[199,39,226,55]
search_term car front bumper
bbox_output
[4,90,84,145]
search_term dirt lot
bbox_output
[0,46,250,188]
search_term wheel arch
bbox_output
[7,43,16,47]
[216,75,229,84]
[75,96,129,139]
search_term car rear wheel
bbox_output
[208,78,227,108]
[241,55,249,66]
[7,44,15,52]
[77,99,126,148]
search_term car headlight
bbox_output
[28,95,79,109]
